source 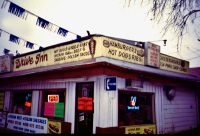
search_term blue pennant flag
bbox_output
[26,41,34,49]
[36,17,50,29]
[3,49,10,54]
[57,27,68,37]
[39,46,43,51]
[9,34,20,44]
[76,35,81,42]
[8,2,26,18]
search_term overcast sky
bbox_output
[0,0,199,67]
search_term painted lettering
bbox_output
[108,49,117,56]
[35,54,48,65]
[15,56,34,68]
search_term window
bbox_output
[41,90,65,121]
[12,91,32,115]
[118,90,154,126]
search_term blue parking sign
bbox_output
[105,77,116,91]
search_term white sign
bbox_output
[0,54,13,73]
[145,42,160,68]
[0,111,6,128]
[7,113,48,134]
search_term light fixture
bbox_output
[147,39,167,46]
[163,40,167,46]
[87,30,91,36]
[166,87,176,100]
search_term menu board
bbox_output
[0,93,4,109]
[44,102,64,118]
[125,124,156,134]
[7,113,48,134]
[78,97,93,110]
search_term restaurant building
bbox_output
[0,34,200,134]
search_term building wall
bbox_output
[1,76,199,134]
[142,82,164,134]
[162,86,198,133]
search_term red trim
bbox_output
[0,62,198,87]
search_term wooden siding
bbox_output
[64,82,76,133]
[0,81,66,90]
[142,82,164,134]
[93,76,124,131]
[162,87,198,133]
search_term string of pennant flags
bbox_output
[0,0,82,55]
[1,0,82,40]
[0,28,39,54]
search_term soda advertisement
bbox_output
[125,124,156,134]
[47,120,61,134]
[7,113,48,134]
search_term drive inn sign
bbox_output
[105,77,117,91]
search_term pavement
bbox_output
[0,127,24,133]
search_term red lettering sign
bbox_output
[78,97,93,110]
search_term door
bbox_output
[75,82,94,134]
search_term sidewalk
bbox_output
[0,127,24,133]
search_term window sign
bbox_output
[44,102,64,118]
[78,97,93,111]
[48,95,59,103]
[127,96,140,111]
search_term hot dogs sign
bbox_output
[11,36,189,74]
[13,36,144,71]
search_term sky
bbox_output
[0,0,200,67]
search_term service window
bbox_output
[41,90,65,121]
[118,90,154,126]
[12,91,32,115]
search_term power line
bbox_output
[186,56,200,61]
[187,47,200,57]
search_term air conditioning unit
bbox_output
[125,79,143,91]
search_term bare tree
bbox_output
[123,0,200,50]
